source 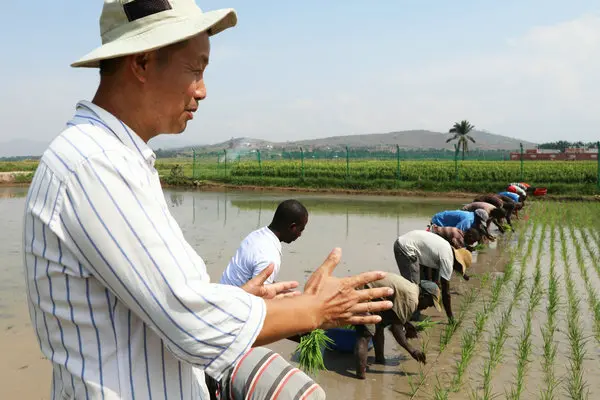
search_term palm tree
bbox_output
[446,120,476,160]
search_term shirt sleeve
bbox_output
[56,150,266,381]
[439,251,454,281]
[456,219,470,231]
[251,259,278,284]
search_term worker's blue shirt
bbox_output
[498,191,520,202]
[431,210,475,231]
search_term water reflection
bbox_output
[0,186,28,199]
[165,189,467,239]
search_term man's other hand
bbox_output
[241,264,300,300]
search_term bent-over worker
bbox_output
[354,274,442,379]
[394,230,472,323]
[430,209,493,240]
[462,201,508,234]
[429,224,480,250]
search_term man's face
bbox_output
[283,216,308,244]
[145,33,210,134]
[418,294,434,310]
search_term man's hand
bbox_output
[404,322,419,339]
[410,349,427,364]
[303,248,394,329]
[241,264,300,300]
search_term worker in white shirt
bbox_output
[220,199,308,286]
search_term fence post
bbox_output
[519,142,524,181]
[454,144,459,182]
[396,144,401,180]
[346,145,350,179]
[257,150,262,177]
[597,141,600,189]
[223,149,227,176]
[192,150,196,179]
[300,147,305,179]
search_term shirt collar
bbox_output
[265,226,283,254]
[75,100,157,167]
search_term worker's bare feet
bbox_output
[356,368,367,379]
[375,357,386,365]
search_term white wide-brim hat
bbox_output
[72,0,237,68]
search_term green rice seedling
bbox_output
[295,329,335,376]
[433,375,450,400]
[559,226,589,400]
[439,287,477,350]
[413,316,439,332]
[539,220,561,400]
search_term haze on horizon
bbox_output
[1,0,599,151]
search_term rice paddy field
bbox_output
[394,200,600,399]
[2,185,600,399]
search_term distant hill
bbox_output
[159,130,538,156]
[0,129,537,158]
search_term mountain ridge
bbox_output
[0,129,537,158]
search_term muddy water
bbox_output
[1,186,509,399]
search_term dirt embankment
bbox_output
[0,172,31,185]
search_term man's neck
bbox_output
[92,82,156,143]
[267,224,282,242]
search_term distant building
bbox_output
[510,147,598,161]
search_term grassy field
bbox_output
[4,158,600,195]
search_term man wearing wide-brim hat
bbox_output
[393,230,472,324]
[21,1,398,399]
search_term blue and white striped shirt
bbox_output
[22,100,266,399]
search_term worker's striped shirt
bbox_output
[22,100,266,399]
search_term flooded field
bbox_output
[2,186,599,399]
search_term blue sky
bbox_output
[1,0,599,149]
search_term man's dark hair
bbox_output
[464,228,481,244]
[270,199,308,229]
[490,208,506,219]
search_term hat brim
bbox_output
[433,298,442,312]
[71,8,237,68]
[453,248,470,276]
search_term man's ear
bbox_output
[129,52,152,83]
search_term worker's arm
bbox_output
[390,323,426,364]
[440,278,453,323]
[493,219,505,234]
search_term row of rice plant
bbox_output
[558,224,589,400]
[540,219,561,400]
[506,221,547,400]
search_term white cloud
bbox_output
[261,13,600,143]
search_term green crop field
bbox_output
[229,160,598,184]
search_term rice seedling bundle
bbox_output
[295,329,335,376]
